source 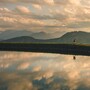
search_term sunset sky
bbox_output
[0,0,90,33]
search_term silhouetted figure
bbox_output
[73,56,76,60]
[73,39,76,44]
[73,39,76,60]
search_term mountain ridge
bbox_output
[0,30,62,40]
[1,31,90,44]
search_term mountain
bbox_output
[47,31,90,44]
[31,31,54,39]
[1,31,90,44]
[0,30,58,40]
[1,36,43,43]
[0,30,33,40]
[31,31,65,39]
[58,31,90,44]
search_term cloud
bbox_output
[43,70,54,79]
[0,52,49,71]
[17,62,30,70]
[0,0,55,5]
[0,8,10,12]
[0,52,90,90]
[0,0,16,3]
[66,21,90,28]
[44,0,55,5]
[80,0,90,7]
[33,70,54,81]
[0,63,10,69]
[0,0,90,32]
[0,7,45,31]
[0,52,32,61]
[32,66,41,72]
[32,4,42,10]
[15,6,30,14]
[8,79,33,90]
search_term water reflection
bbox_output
[0,51,90,90]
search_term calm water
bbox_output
[0,51,90,90]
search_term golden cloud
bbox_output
[32,66,41,72]
[32,4,42,10]
[16,6,30,14]
[17,62,30,70]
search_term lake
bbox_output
[0,51,90,90]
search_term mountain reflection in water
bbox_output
[0,51,90,90]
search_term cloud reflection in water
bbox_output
[0,51,90,90]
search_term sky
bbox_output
[0,0,90,33]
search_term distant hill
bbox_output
[47,31,90,44]
[58,31,90,44]
[1,31,90,44]
[31,31,65,39]
[0,30,59,40]
[0,30,33,40]
[1,36,43,43]
[31,31,54,39]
